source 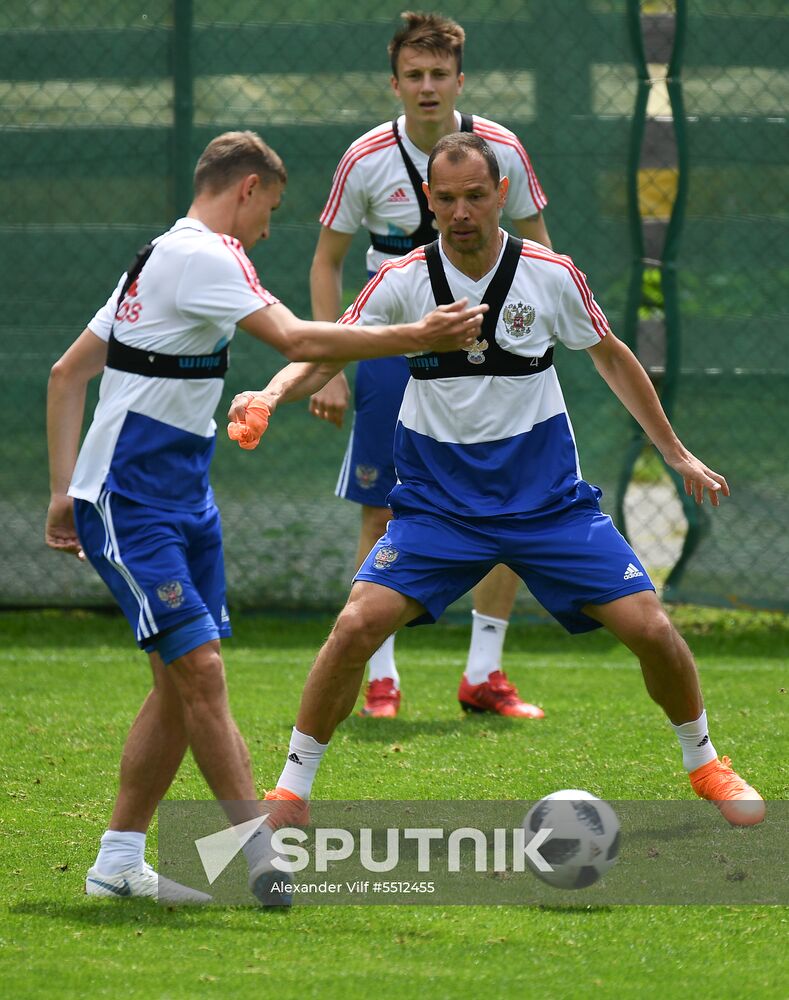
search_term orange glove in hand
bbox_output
[227,397,271,450]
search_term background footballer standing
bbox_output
[308,11,551,719]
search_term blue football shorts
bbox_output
[74,489,231,662]
[335,354,411,507]
[354,484,655,634]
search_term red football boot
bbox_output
[458,670,544,719]
[359,678,401,718]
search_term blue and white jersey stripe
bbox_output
[69,218,278,512]
[339,232,608,517]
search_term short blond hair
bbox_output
[193,131,287,195]
[388,10,465,77]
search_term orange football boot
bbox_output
[249,788,310,907]
[689,755,765,826]
[263,786,310,828]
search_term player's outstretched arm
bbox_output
[588,331,729,506]
[231,361,343,422]
[46,327,108,556]
[238,299,487,364]
[230,300,488,449]
[226,361,346,450]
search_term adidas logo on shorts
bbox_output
[623,562,644,580]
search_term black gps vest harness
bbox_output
[369,113,474,256]
[105,234,229,380]
[407,235,554,380]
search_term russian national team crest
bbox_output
[503,302,536,339]
[156,580,185,608]
[355,465,379,490]
[464,338,489,365]
[373,546,399,570]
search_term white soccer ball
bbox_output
[523,789,620,890]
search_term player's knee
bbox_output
[171,644,228,709]
[330,602,388,663]
[638,608,677,656]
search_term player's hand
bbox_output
[227,391,271,450]
[667,453,730,506]
[417,298,488,353]
[309,372,350,428]
[45,494,85,560]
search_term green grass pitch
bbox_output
[1,608,787,999]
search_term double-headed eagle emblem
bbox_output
[503,302,536,338]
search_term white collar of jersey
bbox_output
[398,110,463,164]
[437,227,508,287]
[170,217,212,234]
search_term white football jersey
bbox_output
[69,218,278,510]
[340,232,609,516]
[320,112,548,273]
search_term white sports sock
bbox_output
[275,727,329,800]
[465,610,509,685]
[672,710,718,772]
[94,829,146,874]
[367,634,400,687]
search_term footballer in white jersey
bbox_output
[340,229,655,633]
[340,231,605,519]
[322,112,547,277]
[70,219,278,514]
[68,218,279,654]
[45,129,496,908]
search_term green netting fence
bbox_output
[1,0,786,612]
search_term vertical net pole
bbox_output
[172,0,194,218]
[660,0,710,597]
[613,0,653,535]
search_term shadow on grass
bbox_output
[9,898,287,929]
[9,899,617,927]
[536,904,615,913]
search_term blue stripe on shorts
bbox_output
[335,355,411,507]
[74,490,231,653]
